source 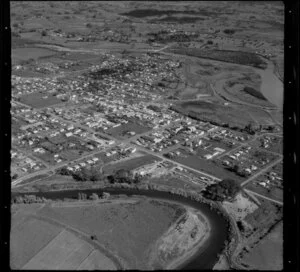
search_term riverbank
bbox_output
[12,182,235,270]
[165,209,211,270]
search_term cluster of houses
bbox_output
[256,165,283,189]
[66,157,100,172]
[135,119,217,152]
[11,150,45,175]
[12,76,61,97]
[259,135,281,150]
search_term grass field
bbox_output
[171,100,256,130]
[77,249,117,270]
[10,214,117,270]
[168,48,267,69]
[106,121,151,139]
[19,92,62,108]
[22,229,94,269]
[241,222,283,270]
[35,199,185,269]
[245,182,283,202]
[10,217,63,269]
[22,229,116,270]
[12,47,57,64]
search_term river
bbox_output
[254,60,283,109]
[12,188,229,270]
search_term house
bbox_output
[245,168,252,174]
[204,154,213,160]
[214,147,225,153]
[65,132,73,137]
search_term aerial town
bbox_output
[10,1,284,271]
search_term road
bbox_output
[243,189,283,205]
[241,157,282,187]
[13,99,282,191]
[129,142,221,181]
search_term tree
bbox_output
[233,164,240,173]
[101,192,110,199]
[244,122,256,135]
[58,167,72,176]
[12,174,18,180]
[41,30,47,37]
[223,29,236,35]
[203,178,241,202]
[90,193,99,200]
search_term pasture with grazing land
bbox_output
[11,197,198,270]
[240,221,283,270]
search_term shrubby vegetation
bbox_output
[107,169,142,185]
[223,29,236,35]
[78,192,110,200]
[11,195,48,204]
[58,167,142,185]
[58,166,103,182]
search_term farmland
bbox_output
[12,47,57,64]
[171,100,256,131]
[168,48,267,69]
[10,197,190,269]
[240,221,283,270]
[10,217,63,269]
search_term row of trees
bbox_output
[78,192,110,200]
[12,195,48,204]
[58,166,142,185]
[58,166,103,182]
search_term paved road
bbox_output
[243,189,283,205]
[129,142,221,181]
[241,157,282,187]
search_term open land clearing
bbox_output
[12,47,57,64]
[222,192,259,221]
[11,196,210,270]
[19,92,62,108]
